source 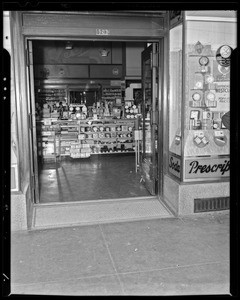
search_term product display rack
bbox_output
[78,119,135,156]
[36,118,136,160]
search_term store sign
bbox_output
[215,82,230,103]
[169,154,181,178]
[185,157,230,179]
[96,28,110,35]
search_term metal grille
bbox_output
[194,197,230,213]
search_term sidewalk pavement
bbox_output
[10,211,230,296]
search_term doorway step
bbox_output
[32,196,173,230]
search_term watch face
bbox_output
[220,45,232,58]
[206,92,215,101]
[199,56,209,66]
[192,92,201,101]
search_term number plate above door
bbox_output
[96,29,110,35]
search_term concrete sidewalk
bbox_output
[10,211,230,296]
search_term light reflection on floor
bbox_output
[39,155,151,203]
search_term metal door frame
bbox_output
[25,39,40,203]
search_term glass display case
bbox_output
[168,11,236,182]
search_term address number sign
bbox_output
[96,29,110,35]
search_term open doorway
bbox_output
[28,39,160,204]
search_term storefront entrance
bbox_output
[10,11,169,228]
[27,40,162,204]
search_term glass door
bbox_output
[140,43,159,195]
[26,40,40,203]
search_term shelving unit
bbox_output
[78,119,135,155]
[36,118,136,159]
[36,119,61,162]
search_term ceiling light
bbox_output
[65,41,73,50]
[99,48,109,57]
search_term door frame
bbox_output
[140,42,159,196]
[11,11,167,215]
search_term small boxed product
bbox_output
[44,119,52,126]
[86,140,94,144]
[82,143,90,148]
[194,136,202,145]
[78,134,86,140]
[201,136,209,145]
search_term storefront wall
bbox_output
[8,10,235,230]
[4,12,28,230]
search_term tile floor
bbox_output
[11,211,230,296]
[39,154,151,203]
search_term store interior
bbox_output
[32,40,152,203]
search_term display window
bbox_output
[168,12,236,182]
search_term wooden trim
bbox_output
[22,13,164,29]
[21,12,165,39]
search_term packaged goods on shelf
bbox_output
[37,117,136,159]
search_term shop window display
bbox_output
[168,13,236,181]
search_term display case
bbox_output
[168,11,236,182]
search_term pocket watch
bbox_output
[199,56,209,66]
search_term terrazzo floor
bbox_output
[39,154,151,203]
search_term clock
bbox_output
[192,92,201,101]
[199,56,209,66]
[220,45,232,58]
